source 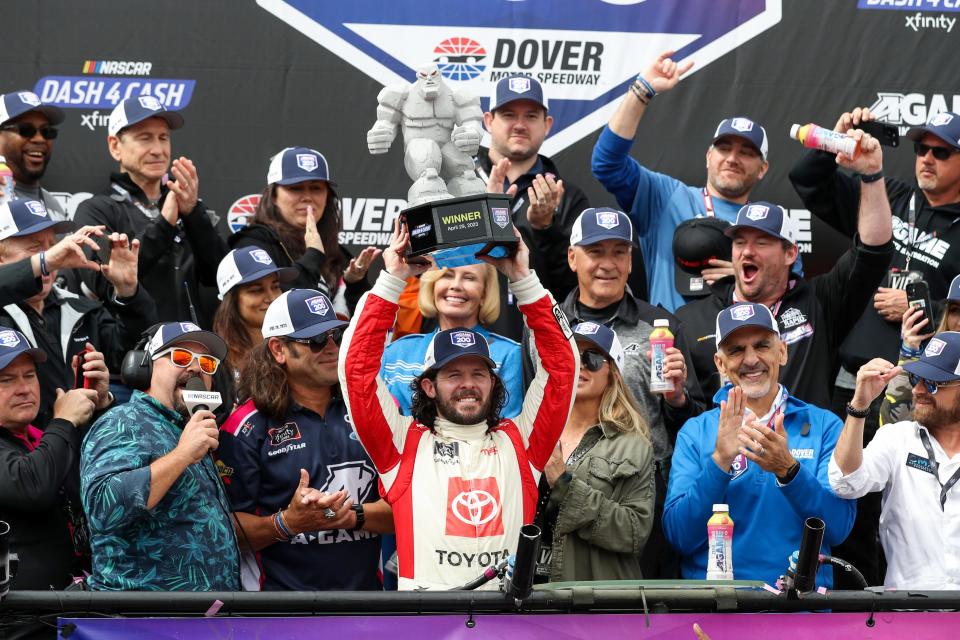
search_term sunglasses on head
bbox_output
[155,347,220,375]
[285,327,344,353]
[580,349,609,372]
[914,141,959,161]
[0,123,58,140]
[908,372,960,395]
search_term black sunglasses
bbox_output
[285,327,344,353]
[908,372,960,395]
[580,349,609,372]
[914,141,959,161]
[0,123,58,140]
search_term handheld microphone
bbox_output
[182,377,223,415]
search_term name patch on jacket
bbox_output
[269,421,302,446]
[906,452,936,476]
[790,448,814,460]
[780,323,813,345]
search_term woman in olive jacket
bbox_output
[540,322,655,582]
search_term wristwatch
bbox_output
[350,503,365,531]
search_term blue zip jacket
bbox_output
[663,385,855,587]
[591,126,802,312]
[379,325,523,418]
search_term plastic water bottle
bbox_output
[0,156,14,205]
[649,319,675,393]
[707,504,734,580]
[790,123,861,158]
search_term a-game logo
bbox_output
[868,92,960,135]
[257,0,782,154]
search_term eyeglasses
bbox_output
[285,328,344,353]
[580,349,609,372]
[914,142,959,161]
[908,373,960,395]
[154,347,221,375]
[0,123,58,140]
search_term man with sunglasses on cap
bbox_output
[536,206,703,579]
[831,332,960,589]
[80,322,239,591]
[665,302,855,587]
[0,198,157,429]
[791,108,960,428]
[217,289,392,591]
[339,221,577,590]
[592,50,801,313]
[74,96,226,327]
[677,128,894,410]
[0,90,69,222]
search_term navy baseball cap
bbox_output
[423,328,496,373]
[0,90,64,127]
[108,96,184,137]
[261,289,346,339]
[715,302,779,348]
[948,274,960,302]
[673,217,732,297]
[146,322,227,361]
[906,111,960,151]
[267,147,333,186]
[0,328,46,371]
[0,199,73,241]
[489,75,548,112]
[573,322,624,370]
[570,208,634,246]
[712,117,768,160]
[724,202,797,245]
[903,332,960,383]
[216,247,297,300]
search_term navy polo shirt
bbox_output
[218,397,381,591]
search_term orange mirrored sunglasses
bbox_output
[154,347,220,374]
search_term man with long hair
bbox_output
[339,221,578,590]
[218,289,393,590]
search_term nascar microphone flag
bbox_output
[257,0,782,154]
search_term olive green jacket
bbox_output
[546,422,655,582]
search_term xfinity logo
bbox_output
[257,0,782,155]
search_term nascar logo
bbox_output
[257,0,782,155]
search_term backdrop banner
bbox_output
[2,0,954,275]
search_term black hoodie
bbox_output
[790,149,960,370]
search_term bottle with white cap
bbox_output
[649,319,675,393]
[706,503,734,580]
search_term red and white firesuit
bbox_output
[339,270,577,590]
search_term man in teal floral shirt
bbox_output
[80,322,239,590]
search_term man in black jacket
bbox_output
[677,130,894,410]
[476,76,601,339]
[73,96,227,327]
[522,207,703,579]
[0,199,156,427]
[0,329,110,592]
[790,108,960,419]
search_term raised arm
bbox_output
[482,231,579,469]
[338,220,430,488]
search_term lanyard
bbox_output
[904,194,916,272]
[732,281,794,318]
[917,429,960,510]
[702,188,715,218]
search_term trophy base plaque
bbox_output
[402,193,517,264]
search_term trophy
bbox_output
[367,63,518,266]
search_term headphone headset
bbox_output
[120,323,164,390]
